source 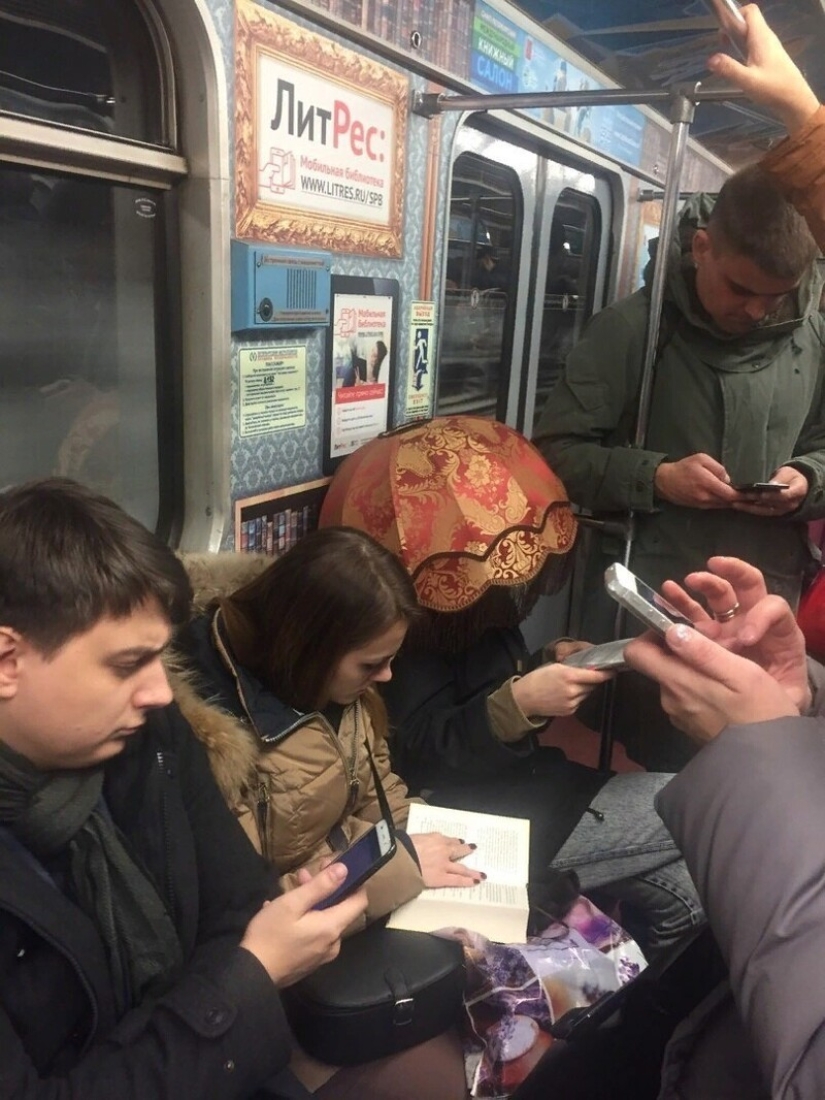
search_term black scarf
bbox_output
[0,740,183,1014]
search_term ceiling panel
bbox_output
[516,0,825,164]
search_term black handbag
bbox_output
[284,920,465,1065]
[284,737,465,1065]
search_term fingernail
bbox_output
[458,838,465,845]
[479,872,487,880]
[469,843,477,850]
[670,624,693,644]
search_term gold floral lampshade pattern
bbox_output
[319,416,577,611]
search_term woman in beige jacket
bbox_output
[178,527,481,932]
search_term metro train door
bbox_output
[436,119,613,432]
[526,181,611,434]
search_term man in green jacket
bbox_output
[535,165,825,768]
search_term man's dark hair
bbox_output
[709,163,819,281]
[0,478,192,654]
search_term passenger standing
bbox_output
[535,157,825,769]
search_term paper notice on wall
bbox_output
[404,300,435,421]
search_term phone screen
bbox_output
[313,821,395,910]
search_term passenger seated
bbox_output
[0,477,447,1100]
[316,420,704,958]
[178,527,482,931]
[378,573,703,959]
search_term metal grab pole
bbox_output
[411,86,739,117]
[597,88,698,773]
[625,88,697,561]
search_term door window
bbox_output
[533,189,601,432]
[0,0,178,533]
[437,151,522,420]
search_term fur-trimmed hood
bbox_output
[168,552,273,806]
[165,655,258,809]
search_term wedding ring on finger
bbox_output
[714,601,740,623]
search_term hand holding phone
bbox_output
[702,0,747,59]
[313,820,396,910]
[605,563,694,637]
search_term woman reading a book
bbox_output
[178,526,482,932]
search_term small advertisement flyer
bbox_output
[404,300,435,421]
[239,345,306,437]
[330,292,393,459]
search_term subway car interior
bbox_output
[4,0,823,555]
[4,0,825,1094]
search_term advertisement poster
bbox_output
[239,345,306,437]
[471,1,645,168]
[404,301,435,421]
[235,0,408,256]
[325,276,399,471]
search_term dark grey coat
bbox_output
[535,194,825,612]
[656,673,825,1097]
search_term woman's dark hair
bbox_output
[219,527,420,711]
[405,550,572,656]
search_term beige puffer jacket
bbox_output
[172,552,424,930]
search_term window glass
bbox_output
[437,151,521,420]
[0,0,166,144]
[533,189,601,431]
[0,165,165,529]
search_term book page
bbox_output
[387,892,528,944]
[404,803,530,887]
[386,804,531,942]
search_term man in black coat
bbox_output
[0,478,365,1099]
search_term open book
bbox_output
[387,803,530,944]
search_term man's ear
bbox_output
[0,627,23,699]
[692,227,712,267]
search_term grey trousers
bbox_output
[551,772,705,958]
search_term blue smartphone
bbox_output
[313,820,396,910]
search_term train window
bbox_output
[437,151,522,419]
[0,0,180,535]
[0,0,168,144]
[0,165,172,528]
[532,189,601,431]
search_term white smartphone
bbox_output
[605,562,694,638]
[702,0,747,59]
[313,819,396,910]
[561,639,631,672]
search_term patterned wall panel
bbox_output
[202,0,435,535]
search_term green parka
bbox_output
[535,193,825,611]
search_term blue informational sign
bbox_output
[472,3,520,92]
[471,1,645,167]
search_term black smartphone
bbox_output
[313,820,396,910]
[605,563,694,638]
[733,481,789,493]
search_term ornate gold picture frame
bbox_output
[235,0,408,258]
